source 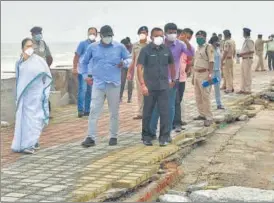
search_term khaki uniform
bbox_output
[255,39,265,71]
[221,39,236,89]
[222,39,235,91]
[132,41,149,116]
[33,40,51,61]
[240,37,254,92]
[193,44,214,120]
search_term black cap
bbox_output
[243,27,251,33]
[121,37,131,45]
[100,25,114,37]
[223,29,231,36]
[196,30,207,37]
[137,26,148,34]
[209,36,219,44]
[30,26,42,34]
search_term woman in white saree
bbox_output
[11,38,52,154]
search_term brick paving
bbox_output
[1,64,273,202]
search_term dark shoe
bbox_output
[193,116,206,120]
[232,88,234,92]
[217,105,225,110]
[83,112,90,116]
[109,138,117,146]
[78,111,84,118]
[175,126,182,133]
[204,120,213,127]
[81,137,95,147]
[49,116,53,119]
[159,141,168,147]
[181,121,187,126]
[143,140,153,146]
[133,115,142,120]
[127,100,132,103]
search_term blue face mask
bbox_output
[34,34,42,41]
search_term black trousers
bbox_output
[49,101,51,112]
[267,51,274,71]
[142,89,169,142]
[173,82,186,127]
[120,68,133,101]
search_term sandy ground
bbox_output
[173,110,274,191]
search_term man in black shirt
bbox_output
[137,27,175,146]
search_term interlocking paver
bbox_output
[1,66,273,202]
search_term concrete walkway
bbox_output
[1,66,273,202]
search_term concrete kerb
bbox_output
[119,89,273,202]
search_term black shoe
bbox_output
[143,140,153,146]
[78,111,84,118]
[81,137,95,147]
[217,105,225,110]
[83,112,90,116]
[193,116,206,120]
[109,138,117,146]
[127,100,132,103]
[181,121,187,126]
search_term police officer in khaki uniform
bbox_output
[127,26,149,120]
[193,30,214,127]
[30,26,53,113]
[221,30,235,94]
[237,28,254,94]
[255,34,268,71]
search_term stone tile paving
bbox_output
[1,65,273,202]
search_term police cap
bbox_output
[30,26,42,34]
[137,26,148,34]
[243,27,251,33]
[196,30,207,37]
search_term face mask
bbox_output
[89,34,96,41]
[34,34,42,41]
[153,36,164,46]
[166,33,177,42]
[102,36,112,44]
[139,33,147,41]
[196,37,206,46]
[24,47,34,56]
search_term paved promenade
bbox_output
[1,64,273,202]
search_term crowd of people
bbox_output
[11,24,274,153]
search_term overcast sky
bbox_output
[1,1,274,46]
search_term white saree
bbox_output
[11,54,52,152]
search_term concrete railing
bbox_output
[1,65,77,124]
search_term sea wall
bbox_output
[1,76,16,123]
[0,66,77,123]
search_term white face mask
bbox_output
[89,34,96,41]
[102,36,113,44]
[166,33,177,42]
[139,34,147,41]
[24,47,34,56]
[153,36,164,46]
